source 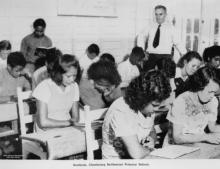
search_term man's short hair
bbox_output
[155,5,167,12]
[33,18,46,28]
[7,52,26,68]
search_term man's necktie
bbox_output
[153,24,161,48]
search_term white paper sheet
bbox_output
[150,145,200,159]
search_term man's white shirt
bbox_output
[137,22,186,55]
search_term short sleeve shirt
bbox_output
[32,79,79,121]
[167,91,218,134]
[118,59,140,88]
[79,55,99,78]
[0,67,31,97]
[102,97,155,159]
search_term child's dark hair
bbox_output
[87,60,121,87]
[45,48,62,65]
[0,40,11,51]
[99,53,115,63]
[125,70,171,112]
[177,51,202,68]
[156,57,176,78]
[203,45,220,62]
[129,46,145,65]
[7,52,26,68]
[186,65,220,92]
[87,44,100,56]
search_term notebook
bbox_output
[150,145,200,159]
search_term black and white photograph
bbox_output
[1,0,220,169]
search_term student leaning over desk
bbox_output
[166,66,220,145]
[0,51,31,100]
[102,70,171,159]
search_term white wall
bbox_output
[1,0,218,62]
[0,0,139,63]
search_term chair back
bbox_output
[84,105,107,160]
[154,108,169,148]
[17,87,34,136]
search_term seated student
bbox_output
[174,51,202,97]
[102,70,171,159]
[79,43,100,78]
[79,60,122,110]
[118,46,145,88]
[167,66,220,145]
[32,48,61,89]
[0,40,11,68]
[0,52,31,101]
[203,45,220,68]
[99,53,115,64]
[32,54,81,132]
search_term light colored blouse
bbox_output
[167,91,218,134]
[102,97,154,159]
[32,79,79,132]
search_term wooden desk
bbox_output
[145,143,220,159]
[0,100,32,137]
[0,102,18,137]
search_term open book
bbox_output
[34,46,56,57]
[150,145,200,159]
[74,108,106,127]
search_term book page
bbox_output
[150,145,200,159]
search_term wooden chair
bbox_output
[17,87,86,159]
[83,106,107,160]
[17,87,47,159]
[154,108,169,148]
[0,101,19,156]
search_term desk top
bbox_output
[0,101,17,122]
[145,143,220,159]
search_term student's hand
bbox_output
[22,68,32,78]
[205,133,220,144]
[69,118,78,126]
[141,136,155,150]
[10,95,18,102]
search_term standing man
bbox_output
[137,5,186,70]
[20,18,52,73]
